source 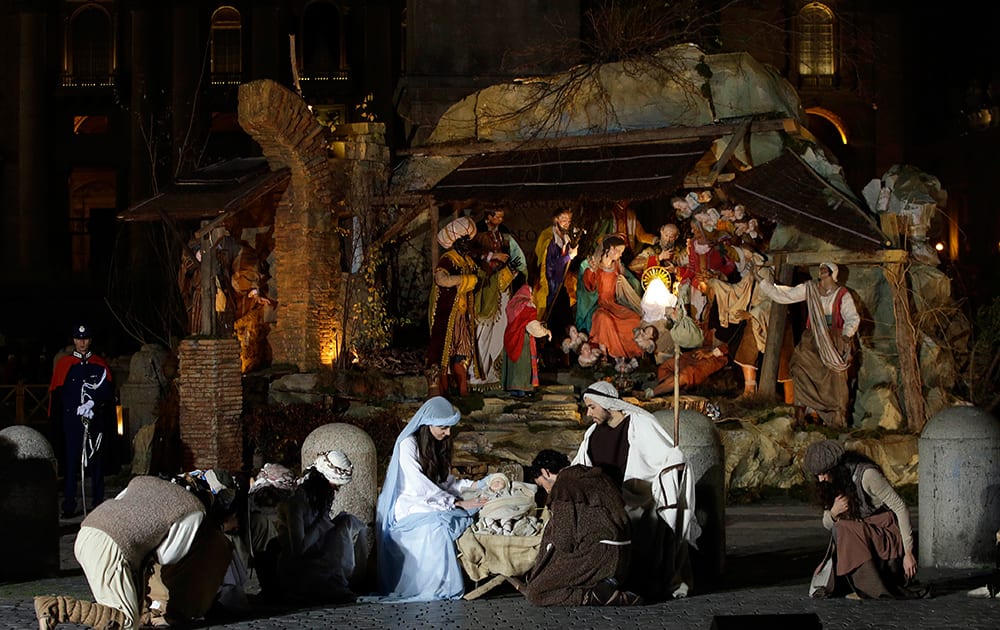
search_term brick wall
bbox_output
[178,338,242,471]
[238,79,340,371]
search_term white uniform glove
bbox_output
[77,400,95,419]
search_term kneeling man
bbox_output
[521,449,640,606]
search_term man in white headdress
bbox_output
[758,262,860,427]
[572,381,701,601]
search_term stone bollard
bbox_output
[919,405,1000,568]
[653,408,726,590]
[0,426,59,580]
[302,422,378,591]
[301,423,377,528]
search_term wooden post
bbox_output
[883,262,927,431]
[429,204,439,273]
[200,225,217,336]
[759,255,792,398]
[673,340,681,446]
[15,382,25,424]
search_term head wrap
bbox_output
[803,439,845,475]
[819,262,839,282]
[581,381,673,445]
[700,207,721,229]
[308,450,354,486]
[376,397,462,533]
[249,462,296,494]
[437,216,477,249]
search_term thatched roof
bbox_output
[725,151,890,251]
[430,137,714,203]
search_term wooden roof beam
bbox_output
[399,118,801,158]
[781,249,908,266]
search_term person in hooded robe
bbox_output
[372,397,488,602]
[519,449,640,607]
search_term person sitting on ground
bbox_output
[644,335,729,399]
[515,449,640,606]
[373,397,488,601]
[248,451,368,605]
[803,440,928,599]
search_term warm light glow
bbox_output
[805,107,849,144]
[935,242,944,252]
[116,405,124,436]
[320,331,340,366]
[641,277,678,323]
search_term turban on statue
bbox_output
[437,216,477,249]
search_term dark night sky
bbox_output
[898,5,1000,310]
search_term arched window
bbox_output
[67,5,113,86]
[798,3,835,83]
[301,1,348,79]
[211,6,242,83]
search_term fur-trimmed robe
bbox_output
[524,465,630,606]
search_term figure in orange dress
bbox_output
[581,235,644,360]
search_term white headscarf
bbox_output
[249,463,296,494]
[307,450,354,486]
[820,261,839,282]
[582,380,663,436]
[376,397,462,534]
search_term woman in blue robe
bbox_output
[373,397,486,601]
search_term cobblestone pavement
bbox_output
[2,501,998,629]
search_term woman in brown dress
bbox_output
[804,440,928,599]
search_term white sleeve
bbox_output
[393,437,459,519]
[571,426,596,466]
[155,511,205,565]
[839,291,860,337]
[757,280,807,304]
[440,475,475,495]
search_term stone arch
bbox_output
[238,79,340,370]
[805,106,849,145]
